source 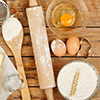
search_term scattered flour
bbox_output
[27,7,55,88]
[2,17,22,41]
[51,40,56,52]
[51,39,66,52]
[57,60,98,100]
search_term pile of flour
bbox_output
[57,60,98,100]
[2,17,22,41]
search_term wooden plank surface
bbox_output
[0,0,100,100]
[1,27,100,56]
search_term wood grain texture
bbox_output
[1,0,100,100]
[0,27,100,56]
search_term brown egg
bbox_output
[51,39,66,57]
[66,37,80,55]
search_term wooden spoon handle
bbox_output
[14,50,31,100]
[29,0,38,7]
[45,88,54,100]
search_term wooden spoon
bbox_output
[2,17,31,100]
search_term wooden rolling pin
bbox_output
[26,0,56,100]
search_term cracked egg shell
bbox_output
[51,39,66,57]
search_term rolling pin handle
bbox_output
[29,0,38,7]
[45,88,54,100]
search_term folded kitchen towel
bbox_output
[0,46,24,100]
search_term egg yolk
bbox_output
[60,13,73,27]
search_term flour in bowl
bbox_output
[57,60,98,100]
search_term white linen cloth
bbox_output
[0,46,24,100]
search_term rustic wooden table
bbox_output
[1,0,100,100]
